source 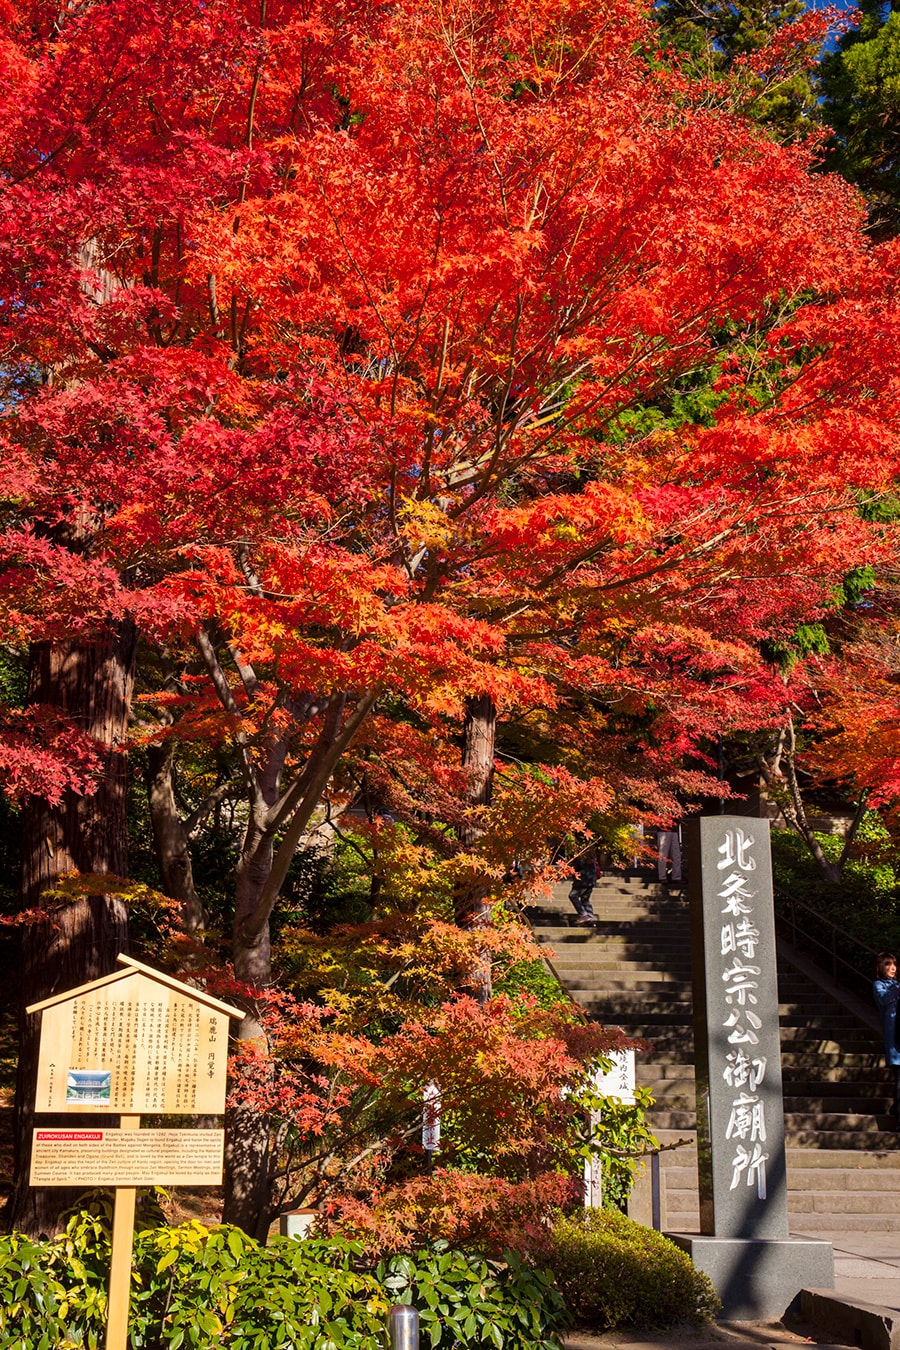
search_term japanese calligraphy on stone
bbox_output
[687,813,788,1241]
[717,827,770,1201]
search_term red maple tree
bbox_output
[3,0,900,1232]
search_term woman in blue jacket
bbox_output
[874,952,900,1119]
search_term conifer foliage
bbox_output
[819,0,900,237]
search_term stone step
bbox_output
[781,1050,884,1066]
[537,965,693,981]
[563,991,692,1008]
[572,999,691,1018]
[778,1014,868,1028]
[643,1064,698,1081]
[788,1069,895,1090]
[535,942,690,957]
[640,1066,892,1091]
[543,888,687,902]
[536,899,682,912]
[536,896,684,910]
[788,1168,900,1190]
[779,1027,878,1046]
[536,944,691,960]
[649,1106,896,1134]
[788,1213,900,1231]
[550,879,676,894]
[533,926,689,941]
[787,1191,900,1213]
[536,915,690,929]
[783,1095,893,1113]
[638,1078,693,1095]
[785,1129,897,1149]
[785,1147,900,1167]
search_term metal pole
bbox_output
[387,1305,419,1350]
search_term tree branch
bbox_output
[238,690,378,945]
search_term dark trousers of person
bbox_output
[568,879,596,920]
[893,1066,900,1118]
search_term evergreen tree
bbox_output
[656,0,830,140]
[818,0,900,238]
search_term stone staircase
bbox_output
[528,873,900,1234]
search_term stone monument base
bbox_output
[667,1233,834,1320]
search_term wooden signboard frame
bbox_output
[28,957,243,1350]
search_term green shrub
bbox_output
[130,1227,390,1350]
[772,823,900,956]
[0,1213,567,1350]
[0,1217,389,1350]
[545,1209,720,1330]
[0,1230,96,1350]
[378,1242,567,1350]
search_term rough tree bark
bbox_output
[8,623,136,1235]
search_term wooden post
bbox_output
[106,1114,140,1350]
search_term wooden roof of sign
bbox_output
[27,955,244,1019]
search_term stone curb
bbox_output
[801,1286,900,1350]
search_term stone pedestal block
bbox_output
[668,1233,835,1320]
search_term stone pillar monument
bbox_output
[668,816,834,1318]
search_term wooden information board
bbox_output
[28,957,243,1350]
[32,955,232,1115]
[30,1127,226,1187]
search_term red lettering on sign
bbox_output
[37,1131,104,1141]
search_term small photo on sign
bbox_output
[67,1070,111,1104]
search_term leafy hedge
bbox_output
[0,1202,719,1345]
[379,1243,565,1350]
[0,1209,567,1350]
[545,1209,720,1330]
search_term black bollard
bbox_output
[387,1304,419,1350]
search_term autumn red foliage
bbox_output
[213,915,634,1246]
[3,0,900,1235]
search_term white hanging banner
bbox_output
[422,1080,441,1151]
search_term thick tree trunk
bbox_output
[8,624,135,1235]
[460,694,497,838]
[145,742,205,932]
[222,823,276,1235]
[456,694,497,1002]
[21,626,136,903]
[232,826,275,987]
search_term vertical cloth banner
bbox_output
[422,1081,441,1152]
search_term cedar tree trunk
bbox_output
[7,624,136,1236]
